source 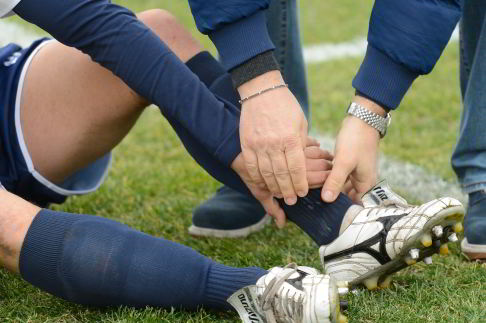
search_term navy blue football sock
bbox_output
[19,209,266,309]
[279,189,353,246]
[185,52,353,245]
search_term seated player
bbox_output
[0,0,465,321]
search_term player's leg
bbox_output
[16,3,353,245]
[20,9,202,187]
[3,10,350,314]
[191,0,311,238]
[0,187,346,321]
[13,7,463,294]
[451,0,486,261]
[174,40,466,292]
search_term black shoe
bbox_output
[189,186,271,238]
[461,190,486,261]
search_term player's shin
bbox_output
[19,209,265,309]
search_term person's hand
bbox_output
[238,70,308,206]
[322,96,384,203]
[232,137,333,228]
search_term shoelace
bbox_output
[260,263,305,323]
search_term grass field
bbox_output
[1,1,486,322]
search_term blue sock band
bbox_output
[279,190,353,246]
[19,209,266,309]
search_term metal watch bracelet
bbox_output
[347,102,391,138]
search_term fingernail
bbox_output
[323,190,334,202]
[286,197,297,205]
[297,190,308,197]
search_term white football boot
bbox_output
[227,264,349,323]
[320,181,465,290]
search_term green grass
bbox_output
[1,111,485,323]
[308,42,462,181]
[4,0,374,47]
[2,0,486,322]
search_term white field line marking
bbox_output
[0,20,466,203]
[303,27,459,64]
[1,20,459,63]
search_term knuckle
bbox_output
[283,134,301,149]
[245,162,259,172]
[266,135,282,150]
[257,181,267,189]
[260,170,275,178]
[288,165,305,175]
[243,136,260,149]
[274,169,290,178]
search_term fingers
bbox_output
[322,158,353,202]
[347,188,362,204]
[283,135,308,198]
[342,180,354,195]
[304,146,333,161]
[307,170,330,188]
[269,149,298,205]
[257,153,281,196]
[306,157,332,172]
[243,149,266,189]
[245,139,331,203]
[260,198,286,228]
[306,136,320,147]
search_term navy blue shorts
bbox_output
[0,38,112,207]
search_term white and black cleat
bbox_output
[432,226,444,238]
[448,233,458,242]
[228,264,349,323]
[319,180,465,290]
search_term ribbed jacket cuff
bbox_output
[209,10,275,71]
[18,209,78,298]
[352,45,419,110]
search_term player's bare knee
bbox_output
[138,9,203,62]
[139,9,177,28]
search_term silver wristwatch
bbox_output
[347,102,391,138]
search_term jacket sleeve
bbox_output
[188,0,274,71]
[14,0,241,167]
[353,0,462,109]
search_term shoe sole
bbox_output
[350,204,465,289]
[305,275,349,323]
[461,238,486,261]
[188,215,272,238]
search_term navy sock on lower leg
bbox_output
[19,209,266,309]
[279,189,353,246]
[185,52,352,246]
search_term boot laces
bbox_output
[261,263,305,323]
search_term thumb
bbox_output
[322,160,353,202]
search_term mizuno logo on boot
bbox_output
[238,293,260,322]
[373,187,388,201]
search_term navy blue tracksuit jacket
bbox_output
[189,0,463,109]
